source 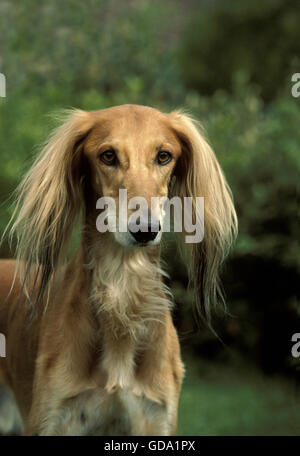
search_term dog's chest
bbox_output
[46,388,167,436]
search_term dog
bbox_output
[0,104,237,435]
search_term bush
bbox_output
[171,86,300,373]
[179,0,300,101]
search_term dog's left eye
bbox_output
[99,149,118,166]
[156,151,172,166]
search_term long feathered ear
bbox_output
[168,110,238,324]
[7,109,93,314]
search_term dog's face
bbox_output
[83,105,182,247]
[11,103,237,318]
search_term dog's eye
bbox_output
[156,151,172,166]
[99,149,117,166]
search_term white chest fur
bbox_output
[40,248,173,436]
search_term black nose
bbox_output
[128,221,161,244]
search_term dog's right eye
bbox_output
[99,149,118,166]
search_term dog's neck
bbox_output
[83,231,172,341]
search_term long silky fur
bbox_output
[5,109,94,316]
[169,111,238,324]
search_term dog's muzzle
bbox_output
[128,219,161,244]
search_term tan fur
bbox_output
[0,104,237,435]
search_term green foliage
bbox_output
[188,87,300,271]
[179,0,300,101]
[167,86,300,373]
[0,0,185,106]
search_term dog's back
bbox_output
[0,260,40,429]
[0,383,23,435]
[0,260,18,341]
[0,260,24,434]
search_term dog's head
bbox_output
[82,105,182,247]
[10,104,237,321]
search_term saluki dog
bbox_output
[0,104,237,435]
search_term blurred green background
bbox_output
[0,0,299,435]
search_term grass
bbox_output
[178,354,300,436]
